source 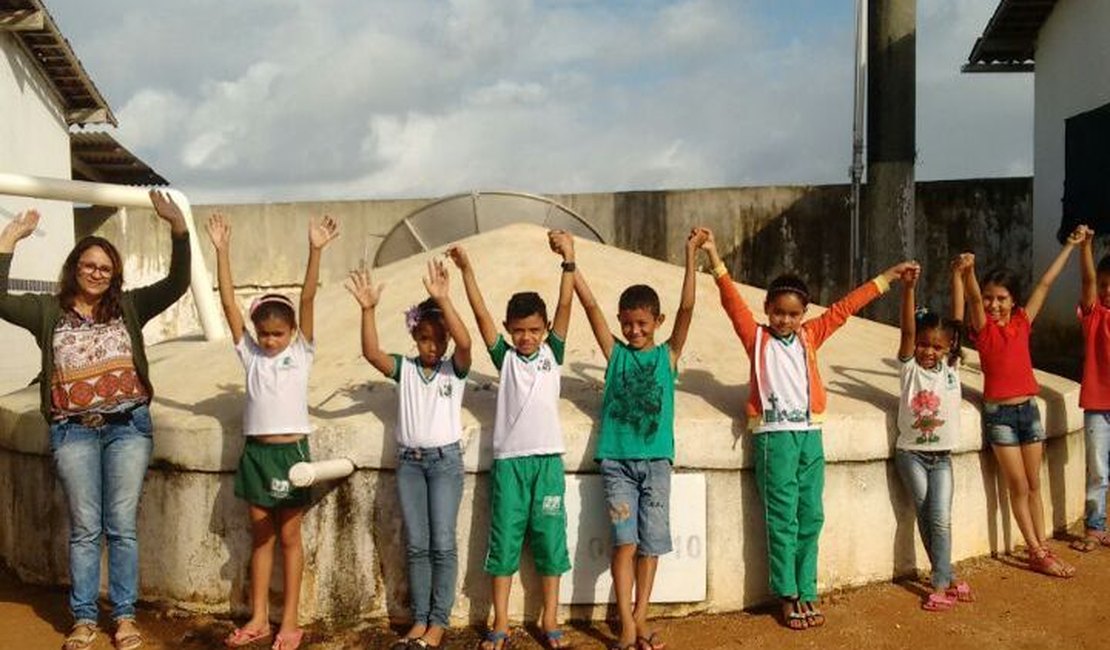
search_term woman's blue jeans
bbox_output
[894,449,954,590]
[396,442,464,628]
[49,405,154,625]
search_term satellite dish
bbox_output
[373,190,604,267]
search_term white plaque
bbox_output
[560,472,707,604]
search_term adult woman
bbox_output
[0,190,191,650]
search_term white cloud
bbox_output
[45,0,1032,202]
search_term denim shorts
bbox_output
[983,399,1045,446]
[599,458,673,556]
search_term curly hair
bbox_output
[57,236,124,322]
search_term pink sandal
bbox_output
[225,626,271,648]
[271,629,304,650]
[945,581,973,602]
[922,592,956,612]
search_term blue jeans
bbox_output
[1085,411,1110,531]
[49,405,154,624]
[599,458,673,556]
[894,449,954,590]
[396,442,464,628]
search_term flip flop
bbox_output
[225,626,271,647]
[637,632,666,649]
[543,629,571,649]
[271,629,304,650]
[922,592,956,612]
[802,602,825,627]
[479,630,511,650]
[1071,530,1110,552]
[945,581,974,603]
[115,630,143,650]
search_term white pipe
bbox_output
[0,172,224,341]
[849,0,868,288]
[288,458,356,487]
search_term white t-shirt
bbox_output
[753,328,813,433]
[489,334,566,459]
[236,334,314,436]
[896,357,961,451]
[391,355,468,449]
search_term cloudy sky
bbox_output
[49,0,1030,204]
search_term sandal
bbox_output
[637,632,666,650]
[1028,547,1075,578]
[922,592,956,612]
[225,626,272,647]
[543,629,572,649]
[115,629,143,650]
[802,602,825,627]
[479,630,511,650]
[945,581,974,603]
[779,599,807,631]
[411,638,442,649]
[271,629,304,650]
[1070,529,1110,552]
[63,624,98,650]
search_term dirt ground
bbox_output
[4,540,1110,650]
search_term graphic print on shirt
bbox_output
[763,392,808,426]
[909,389,945,444]
[610,353,662,441]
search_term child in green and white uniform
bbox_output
[449,232,576,650]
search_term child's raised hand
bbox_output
[951,252,975,275]
[345,269,382,310]
[0,209,40,247]
[206,213,231,251]
[548,230,574,259]
[696,226,717,253]
[309,215,339,250]
[445,245,470,271]
[901,262,921,287]
[1082,224,1096,244]
[882,261,918,283]
[423,258,451,300]
[687,227,709,253]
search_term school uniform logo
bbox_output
[270,478,292,499]
[542,495,563,516]
[538,358,552,372]
[438,381,453,398]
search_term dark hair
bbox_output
[250,293,297,327]
[413,298,444,328]
[980,268,1023,305]
[1097,255,1110,276]
[766,274,810,307]
[915,311,963,366]
[505,291,547,323]
[57,236,124,322]
[618,284,660,316]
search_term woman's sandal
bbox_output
[922,592,957,612]
[225,626,272,648]
[944,581,974,603]
[780,599,808,631]
[637,631,666,650]
[1070,529,1110,552]
[1028,547,1075,578]
[63,624,98,650]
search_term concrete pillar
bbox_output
[864,0,916,321]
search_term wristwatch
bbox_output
[561,261,576,272]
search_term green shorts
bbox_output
[484,454,570,576]
[234,437,311,509]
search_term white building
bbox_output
[966,0,1110,359]
[0,0,165,392]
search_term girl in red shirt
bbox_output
[959,225,1086,578]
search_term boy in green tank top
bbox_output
[573,229,705,650]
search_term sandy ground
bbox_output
[3,537,1110,650]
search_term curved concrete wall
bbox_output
[0,225,1083,625]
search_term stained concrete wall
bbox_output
[79,177,1033,350]
[0,226,1082,626]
